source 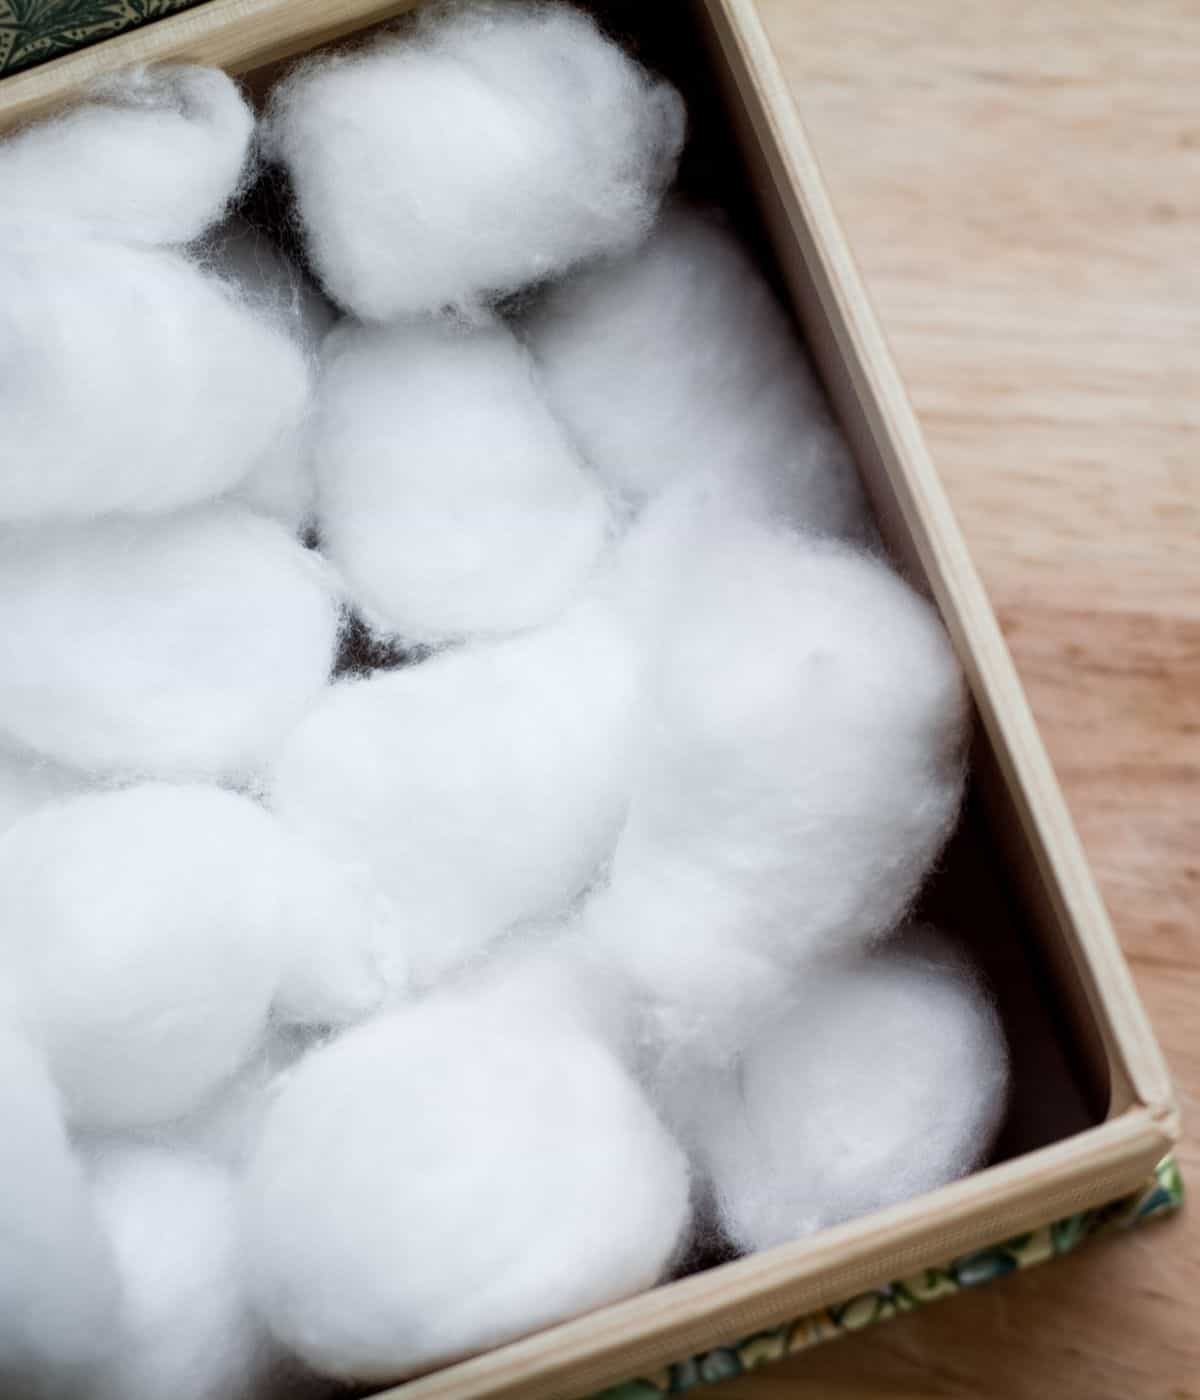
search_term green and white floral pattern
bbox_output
[594,1156,1183,1399]
[0,0,203,79]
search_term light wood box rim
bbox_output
[0,1,1179,1396]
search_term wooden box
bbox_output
[0,2,1179,1397]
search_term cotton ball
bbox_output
[0,235,311,523]
[264,1,685,319]
[669,933,1009,1251]
[0,66,252,245]
[270,841,393,1028]
[0,745,85,837]
[143,1026,317,1171]
[588,507,969,1066]
[89,1147,268,1400]
[0,785,288,1129]
[315,319,608,642]
[459,921,640,1056]
[207,217,336,349]
[527,205,870,540]
[207,217,337,530]
[0,1023,118,1397]
[270,598,641,987]
[244,995,690,1381]
[0,508,339,779]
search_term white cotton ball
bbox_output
[0,1023,118,1397]
[588,507,969,1066]
[264,1,685,319]
[0,234,311,523]
[269,842,393,1028]
[315,319,609,642]
[0,785,287,1129]
[0,508,340,779]
[89,1147,267,1400]
[142,1026,316,1171]
[244,995,690,1381]
[668,934,1009,1251]
[0,745,85,837]
[270,598,641,987]
[458,921,640,1055]
[527,206,870,540]
[0,66,253,245]
[206,217,336,350]
[206,217,337,530]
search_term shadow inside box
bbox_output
[917,793,1106,1162]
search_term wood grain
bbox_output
[720,3,1200,1396]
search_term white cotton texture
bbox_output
[0,66,253,245]
[270,598,641,988]
[264,1,685,319]
[0,746,84,837]
[0,508,340,779]
[268,845,393,1029]
[0,1024,118,1398]
[89,1147,267,1400]
[526,206,870,540]
[0,234,311,524]
[0,785,288,1129]
[244,993,690,1381]
[142,1027,317,1171]
[207,217,336,349]
[668,934,1009,1251]
[588,506,969,1067]
[207,217,336,529]
[314,319,609,642]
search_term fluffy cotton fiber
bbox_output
[526,206,870,540]
[207,217,337,529]
[315,319,608,642]
[588,502,969,1067]
[0,1023,118,1398]
[264,1,685,319]
[207,216,336,350]
[89,1147,267,1400]
[271,598,640,987]
[0,508,339,779]
[268,847,392,1029]
[668,932,1009,1251]
[0,785,287,1128]
[244,992,690,1381]
[145,1026,317,1171]
[0,66,253,246]
[0,783,391,1130]
[0,745,84,837]
[0,234,310,523]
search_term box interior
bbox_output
[234,0,1110,1168]
[247,6,1110,1388]
[592,0,1111,1154]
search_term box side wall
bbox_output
[695,0,1174,1127]
[0,0,419,133]
[384,1111,1171,1400]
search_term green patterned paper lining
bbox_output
[594,1156,1183,1399]
[0,0,206,80]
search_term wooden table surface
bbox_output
[716,4,1200,1397]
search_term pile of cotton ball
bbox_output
[0,3,1009,1395]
